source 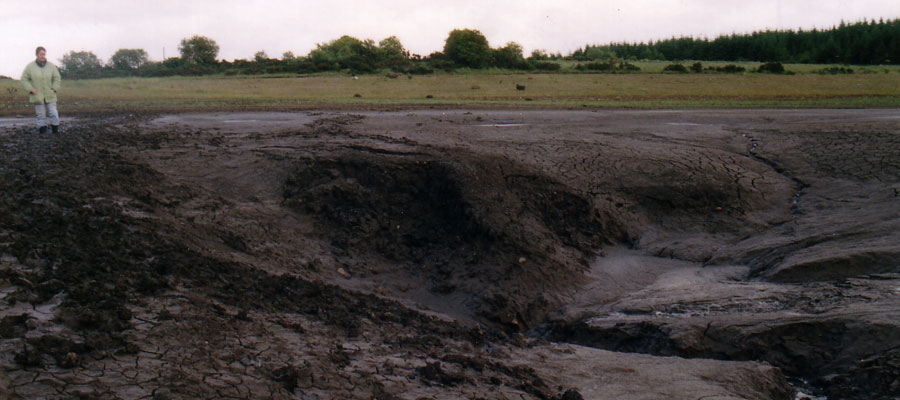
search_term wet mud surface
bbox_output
[0,109,898,399]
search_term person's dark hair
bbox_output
[35,46,46,55]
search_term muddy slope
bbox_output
[1,109,898,399]
[0,117,603,399]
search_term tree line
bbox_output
[57,30,561,79]
[577,18,900,65]
[57,19,900,79]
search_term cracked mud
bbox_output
[0,109,898,399]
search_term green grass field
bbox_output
[2,65,899,114]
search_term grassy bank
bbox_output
[2,69,900,114]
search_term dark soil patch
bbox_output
[0,115,565,398]
[281,151,618,330]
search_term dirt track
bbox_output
[0,109,898,399]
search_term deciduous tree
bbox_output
[308,35,378,72]
[179,35,219,65]
[493,41,524,68]
[109,48,148,71]
[443,29,491,68]
[378,36,409,68]
[59,51,102,79]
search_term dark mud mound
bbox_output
[0,121,172,356]
[282,150,622,329]
[283,157,493,263]
[727,128,900,282]
[0,119,595,399]
[564,132,798,263]
[0,120,447,345]
[547,313,900,399]
[760,248,900,282]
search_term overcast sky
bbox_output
[2,0,899,78]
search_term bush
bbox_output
[493,42,525,69]
[514,60,536,71]
[286,58,317,74]
[690,62,703,73]
[531,61,561,71]
[706,64,746,73]
[577,61,613,71]
[341,54,376,74]
[404,64,435,75]
[663,63,688,73]
[757,62,785,73]
[619,62,640,71]
[817,67,854,74]
[575,60,640,73]
[426,58,455,72]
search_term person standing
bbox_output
[21,46,61,134]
